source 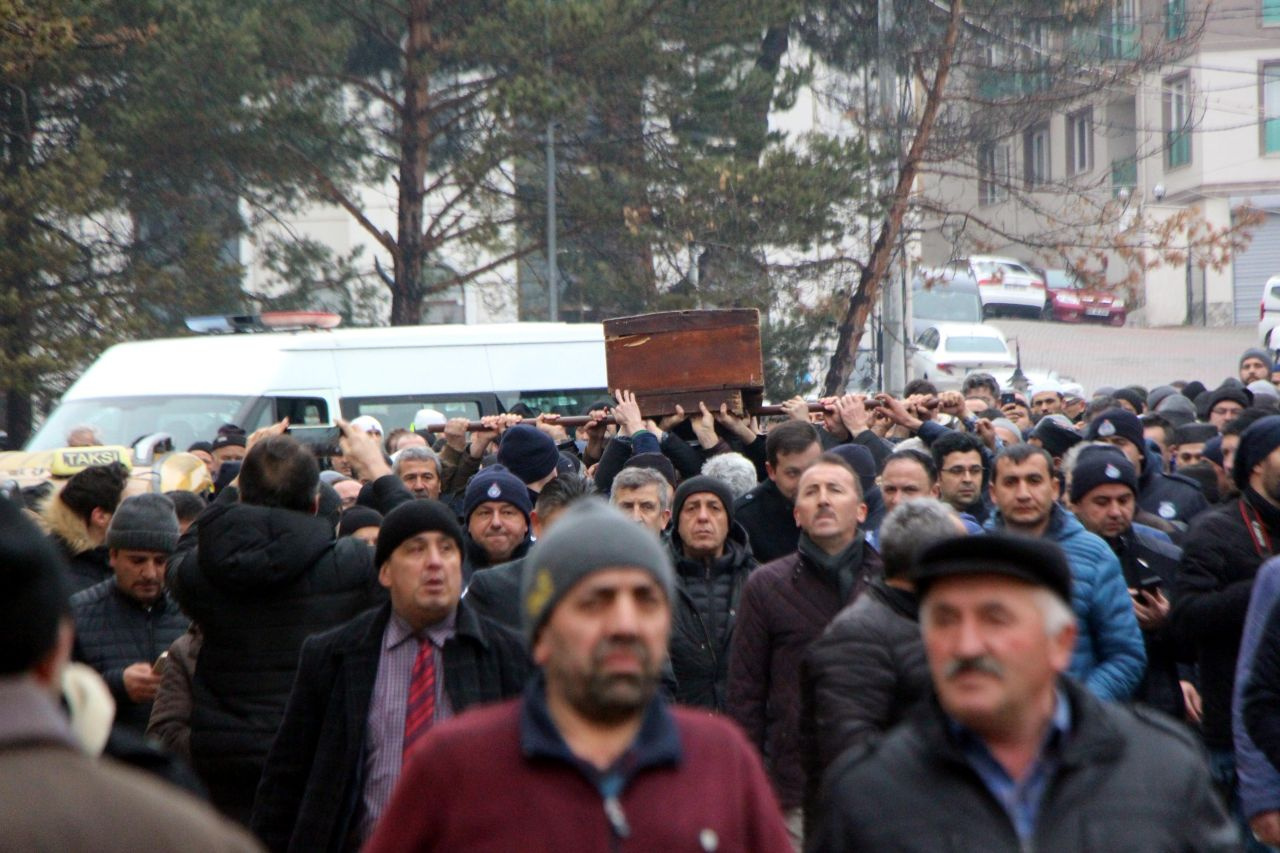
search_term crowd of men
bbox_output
[11,346,1280,850]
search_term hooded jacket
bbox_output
[668,519,757,712]
[987,505,1146,701]
[43,496,112,594]
[167,500,385,823]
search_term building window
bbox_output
[1165,75,1191,168]
[979,141,1011,205]
[1066,108,1093,175]
[1266,0,1280,26]
[1166,0,1186,38]
[1023,124,1050,187]
[1265,64,1280,154]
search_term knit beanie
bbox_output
[1154,393,1197,428]
[1069,446,1138,503]
[829,445,878,496]
[1206,384,1252,413]
[1172,423,1218,446]
[521,500,674,643]
[0,497,72,674]
[338,506,383,538]
[1083,408,1145,451]
[1242,348,1275,373]
[1202,435,1225,468]
[497,425,560,485]
[1146,385,1178,411]
[463,466,533,524]
[1249,380,1280,405]
[622,452,678,489]
[106,494,179,553]
[671,476,737,531]
[375,499,464,568]
[1031,416,1081,458]
[1111,388,1145,414]
[1233,415,1280,491]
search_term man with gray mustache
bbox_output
[810,534,1235,852]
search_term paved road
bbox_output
[985,319,1258,394]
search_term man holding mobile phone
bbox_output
[1066,445,1192,721]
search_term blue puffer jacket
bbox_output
[987,505,1146,700]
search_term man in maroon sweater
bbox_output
[365,501,790,852]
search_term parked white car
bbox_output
[1259,273,1280,346]
[943,255,1047,319]
[910,323,1018,389]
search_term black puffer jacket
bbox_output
[167,501,385,823]
[669,522,757,711]
[70,580,190,733]
[1171,489,1280,748]
[800,579,927,812]
[1139,445,1210,527]
[810,678,1236,852]
[733,479,798,565]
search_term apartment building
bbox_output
[919,0,1280,326]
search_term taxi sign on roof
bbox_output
[50,446,133,477]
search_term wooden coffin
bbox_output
[603,309,765,416]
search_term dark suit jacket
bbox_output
[250,600,530,853]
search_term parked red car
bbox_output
[1041,269,1127,326]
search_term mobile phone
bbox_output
[1000,392,1019,406]
[152,651,170,675]
[287,425,343,456]
[1137,576,1163,595]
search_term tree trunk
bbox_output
[392,0,433,326]
[1,85,35,447]
[822,0,964,395]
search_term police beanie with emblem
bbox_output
[106,493,180,554]
[1233,415,1280,491]
[497,425,560,485]
[1242,348,1276,373]
[0,496,72,674]
[1083,408,1145,451]
[375,499,464,568]
[1069,446,1138,503]
[1031,416,1081,458]
[463,465,533,523]
[521,499,674,643]
[671,476,737,531]
[913,532,1072,606]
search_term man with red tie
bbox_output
[251,499,530,852]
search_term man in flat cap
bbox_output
[365,501,791,852]
[810,534,1234,852]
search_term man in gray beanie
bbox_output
[365,498,791,851]
[69,493,190,733]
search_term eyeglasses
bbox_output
[942,465,984,477]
